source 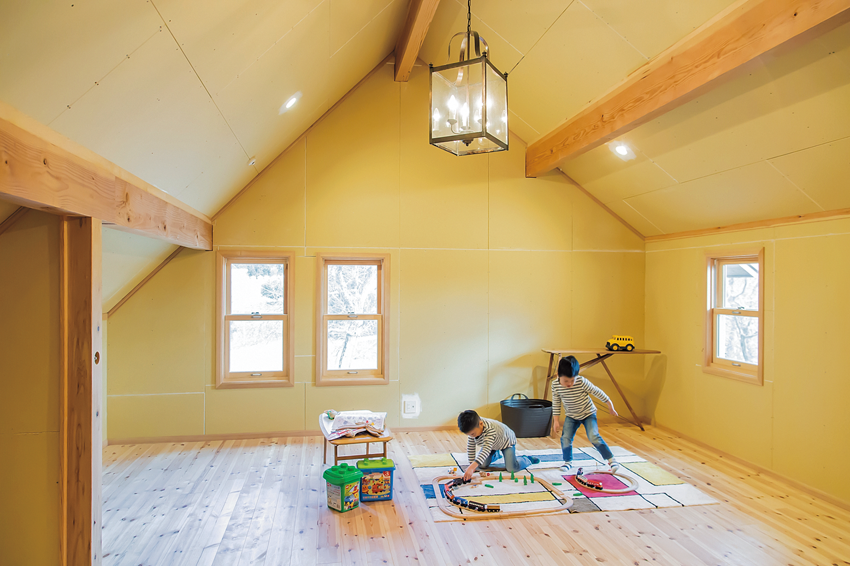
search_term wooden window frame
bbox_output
[216,250,295,389]
[703,248,765,385]
[316,253,390,386]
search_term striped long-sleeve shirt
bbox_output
[466,417,516,467]
[551,376,611,420]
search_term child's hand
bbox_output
[608,402,619,417]
[552,420,561,433]
[463,462,478,481]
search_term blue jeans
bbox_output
[560,414,613,462]
[479,445,533,472]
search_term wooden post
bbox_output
[60,216,103,566]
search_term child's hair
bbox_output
[457,410,480,434]
[557,356,580,378]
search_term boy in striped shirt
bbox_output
[552,356,619,473]
[458,410,539,481]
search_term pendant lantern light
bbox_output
[429,0,508,155]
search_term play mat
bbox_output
[412,446,717,522]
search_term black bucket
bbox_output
[500,394,553,438]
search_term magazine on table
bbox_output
[326,410,387,440]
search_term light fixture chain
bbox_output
[467,0,472,61]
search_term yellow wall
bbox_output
[0,211,61,565]
[645,218,850,504]
[107,62,646,439]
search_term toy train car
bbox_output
[575,468,604,491]
[444,482,500,513]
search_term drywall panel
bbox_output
[605,201,663,238]
[580,0,736,59]
[0,200,20,223]
[49,29,249,215]
[560,143,678,204]
[488,251,571,406]
[0,0,159,124]
[489,136,573,251]
[294,255,317,359]
[306,64,400,248]
[102,317,108,445]
[205,383,307,434]
[329,0,395,55]
[418,2,522,75]
[327,1,407,103]
[108,249,212,395]
[305,381,401,429]
[153,0,323,96]
[399,66,489,250]
[507,1,646,137]
[107,393,205,439]
[773,233,850,502]
[571,251,646,417]
[213,3,330,168]
[627,161,821,234]
[629,22,850,184]
[0,212,60,435]
[0,432,60,565]
[102,227,176,311]
[214,139,308,248]
[770,136,850,211]
[398,249,489,425]
[569,180,644,251]
[472,0,573,55]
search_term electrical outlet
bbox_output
[404,400,416,414]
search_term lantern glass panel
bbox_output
[485,62,508,146]
[431,59,484,140]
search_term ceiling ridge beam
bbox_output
[645,206,850,243]
[0,101,212,249]
[526,0,850,177]
[558,170,645,241]
[212,53,394,222]
[394,0,441,81]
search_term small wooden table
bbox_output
[319,414,393,466]
[542,348,661,431]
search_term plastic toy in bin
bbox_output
[357,458,395,502]
[323,463,363,512]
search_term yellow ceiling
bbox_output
[2,0,848,302]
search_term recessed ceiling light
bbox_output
[247,156,257,167]
[279,91,302,115]
[608,142,637,161]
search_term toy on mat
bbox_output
[605,335,635,352]
[573,466,640,494]
[444,480,500,513]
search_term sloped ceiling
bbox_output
[2,0,848,304]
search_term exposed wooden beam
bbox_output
[526,0,850,177]
[106,246,184,318]
[0,102,213,249]
[0,205,28,237]
[645,206,850,243]
[60,216,103,566]
[394,0,440,81]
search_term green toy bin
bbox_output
[356,458,395,502]
[323,463,363,512]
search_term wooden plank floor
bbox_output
[101,416,850,565]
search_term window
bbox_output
[704,249,764,384]
[316,254,390,386]
[216,250,294,388]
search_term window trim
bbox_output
[703,247,765,385]
[315,253,390,387]
[216,249,295,389]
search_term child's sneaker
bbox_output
[529,456,540,465]
[607,458,620,471]
[559,462,573,473]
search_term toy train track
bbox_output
[431,474,572,520]
[574,467,639,494]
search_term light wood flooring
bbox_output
[102,416,850,565]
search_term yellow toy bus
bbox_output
[606,335,635,351]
